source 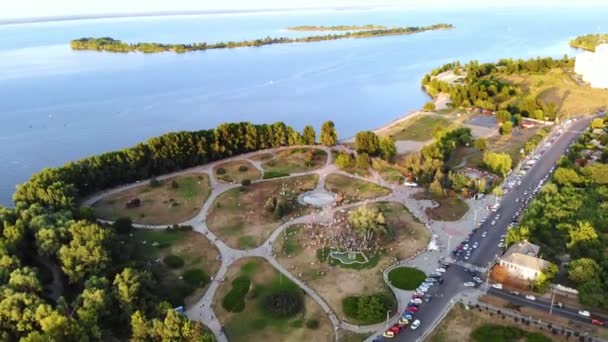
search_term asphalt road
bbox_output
[377,116,595,342]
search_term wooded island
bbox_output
[70,23,453,53]
[287,24,387,31]
[569,33,608,52]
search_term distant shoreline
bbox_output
[0,6,380,26]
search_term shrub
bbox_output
[238,165,249,172]
[342,293,394,324]
[471,324,524,342]
[263,171,290,179]
[305,318,319,329]
[335,152,354,169]
[164,254,185,269]
[171,180,179,189]
[262,292,303,318]
[241,179,251,186]
[216,167,226,175]
[423,101,436,111]
[387,267,426,290]
[290,319,304,328]
[356,153,371,169]
[222,276,251,312]
[182,269,210,287]
[113,217,133,234]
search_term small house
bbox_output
[498,241,550,281]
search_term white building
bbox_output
[498,241,550,281]
[575,44,608,89]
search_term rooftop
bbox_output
[501,241,550,272]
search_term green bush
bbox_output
[387,267,426,290]
[241,179,252,186]
[182,269,210,287]
[113,217,133,234]
[471,324,524,342]
[526,333,552,342]
[305,318,319,329]
[263,171,290,179]
[262,291,303,318]
[290,319,304,328]
[238,165,249,172]
[342,293,394,324]
[222,276,251,312]
[163,254,185,269]
[216,167,226,175]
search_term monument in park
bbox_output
[575,44,608,89]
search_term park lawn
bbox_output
[373,158,406,184]
[273,202,430,323]
[249,152,274,161]
[262,148,327,174]
[414,191,469,222]
[500,69,608,117]
[387,114,453,141]
[213,258,334,342]
[124,229,220,306]
[92,173,211,225]
[387,267,426,290]
[214,160,261,184]
[487,126,540,166]
[206,175,318,249]
[325,173,391,203]
[339,331,373,342]
[427,302,567,342]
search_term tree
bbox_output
[348,207,386,244]
[474,138,488,151]
[302,125,316,145]
[553,167,581,186]
[8,267,42,293]
[568,258,600,284]
[567,221,598,249]
[58,221,111,284]
[483,152,512,177]
[113,217,133,235]
[591,118,604,129]
[499,121,513,135]
[356,153,371,169]
[335,153,354,170]
[379,136,397,162]
[355,131,380,156]
[287,127,303,146]
[495,110,511,123]
[513,114,523,127]
[423,102,436,111]
[113,267,152,316]
[429,179,444,198]
[320,121,338,146]
[505,226,530,247]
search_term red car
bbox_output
[389,324,402,334]
[591,319,604,326]
[406,306,419,313]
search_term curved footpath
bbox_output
[82,145,494,341]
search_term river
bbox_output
[1,6,606,205]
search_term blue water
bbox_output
[1,6,606,205]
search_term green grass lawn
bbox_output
[214,160,261,183]
[387,267,426,290]
[262,148,327,174]
[389,114,453,141]
[415,192,469,222]
[325,173,391,203]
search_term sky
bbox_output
[1,0,607,20]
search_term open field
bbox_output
[325,173,391,203]
[386,114,454,141]
[213,258,334,342]
[262,148,327,174]
[214,160,261,183]
[92,173,211,225]
[414,192,469,222]
[207,175,318,249]
[339,331,372,342]
[274,202,430,322]
[500,69,608,117]
[249,153,274,161]
[125,228,220,306]
[427,302,568,342]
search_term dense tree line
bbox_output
[1,120,334,340]
[421,57,573,120]
[569,33,608,52]
[70,24,453,53]
[508,118,608,308]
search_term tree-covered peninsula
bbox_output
[287,24,387,31]
[70,23,453,53]
[569,33,608,52]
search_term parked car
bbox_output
[382,331,395,338]
[473,277,483,284]
[436,278,444,285]
[525,295,536,301]
[402,313,413,320]
[410,320,421,330]
[464,282,475,287]
[492,283,503,290]
[398,317,409,326]
[491,220,497,225]
[435,268,446,273]
[578,310,591,317]
[410,298,422,304]
[481,232,488,238]
[406,306,419,313]
[424,295,432,303]
[591,319,604,326]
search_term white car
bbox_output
[473,277,483,284]
[464,282,475,287]
[416,287,429,293]
[491,283,503,290]
[491,220,497,226]
[578,310,591,317]
[410,319,421,330]
[481,232,487,238]
[462,244,469,251]
[498,243,505,248]
[410,298,422,304]
[435,268,447,273]
[525,295,536,301]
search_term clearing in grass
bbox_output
[214,160,261,183]
[213,258,334,342]
[123,228,220,307]
[206,175,318,249]
[92,173,211,225]
[249,152,274,161]
[414,191,469,222]
[274,201,430,322]
[262,148,327,174]
[387,114,455,141]
[325,173,391,204]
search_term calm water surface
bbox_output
[1,6,606,205]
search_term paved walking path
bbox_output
[82,145,494,341]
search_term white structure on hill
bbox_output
[498,241,550,281]
[575,44,608,89]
